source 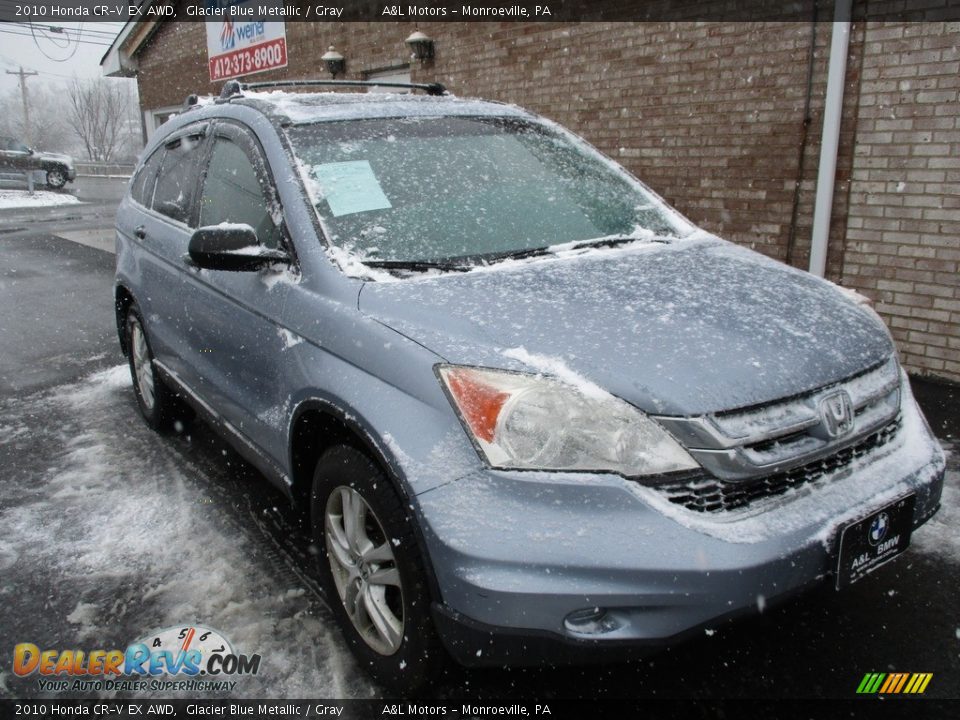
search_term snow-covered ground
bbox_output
[0,365,374,699]
[0,189,81,210]
[0,364,955,700]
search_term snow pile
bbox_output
[0,190,81,210]
[0,365,372,699]
[912,441,959,560]
[502,347,607,400]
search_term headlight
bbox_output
[437,365,698,476]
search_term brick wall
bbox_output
[842,21,960,379]
[132,15,959,382]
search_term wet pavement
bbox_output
[0,212,957,705]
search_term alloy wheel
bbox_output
[131,320,155,411]
[324,485,404,655]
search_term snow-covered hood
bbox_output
[36,151,74,167]
[358,237,894,416]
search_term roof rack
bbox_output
[218,78,447,101]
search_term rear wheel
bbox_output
[311,444,445,691]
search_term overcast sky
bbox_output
[0,22,123,94]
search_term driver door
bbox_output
[179,121,294,466]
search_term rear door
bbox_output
[125,123,210,374]
[178,120,294,464]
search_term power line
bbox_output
[0,27,113,47]
[0,55,85,80]
[5,21,120,39]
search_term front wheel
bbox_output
[45,167,67,189]
[125,306,184,432]
[311,444,445,691]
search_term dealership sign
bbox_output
[205,0,288,82]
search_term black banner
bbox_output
[1,699,959,720]
[1,0,959,24]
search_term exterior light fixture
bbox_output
[405,30,434,61]
[321,46,345,77]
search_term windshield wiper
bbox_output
[469,246,553,264]
[564,234,673,251]
[364,259,472,273]
[364,235,675,275]
[468,235,675,266]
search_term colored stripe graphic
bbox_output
[857,672,932,694]
[879,673,897,693]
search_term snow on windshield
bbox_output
[286,115,693,276]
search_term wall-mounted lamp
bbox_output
[321,46,345,77]
[405,30,434,61]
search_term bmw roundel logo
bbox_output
[869,512,890,546]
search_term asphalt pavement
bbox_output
[0,182,957,706]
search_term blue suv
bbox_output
[115,80,945,689]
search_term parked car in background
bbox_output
[0,136,76,188]
[113,80,945,691]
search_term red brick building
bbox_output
[102,10,960,382]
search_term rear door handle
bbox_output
[134,225,146,240]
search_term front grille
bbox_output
[656,416,902,513]
[654,357,902,481]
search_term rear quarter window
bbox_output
[130,148,164,208]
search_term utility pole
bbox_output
[5,66,39,145]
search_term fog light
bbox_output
[564,607,621,635]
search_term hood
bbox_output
[358,238,894,416]
[37,151,73,166]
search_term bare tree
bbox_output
[66,78,132,162]
[0,84,71,152]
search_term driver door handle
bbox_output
[134,226,146,240]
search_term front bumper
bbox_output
[415,384,945,667]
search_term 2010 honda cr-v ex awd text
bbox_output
[114,79,945,689]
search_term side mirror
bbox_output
[187,224,290,272]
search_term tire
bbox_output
[125,306,186,432]
[311,444,445,692]
[45,167,67,189]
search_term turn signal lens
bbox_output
[443,368,509,443]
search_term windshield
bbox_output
[286,116,692,269]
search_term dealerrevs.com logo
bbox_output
[13,625,261,693]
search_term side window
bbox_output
[199,137,281,249]
[130,148,164,208]
[152,133,204,224]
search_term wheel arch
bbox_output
[288,396,444,603]
[115,284,136,356]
